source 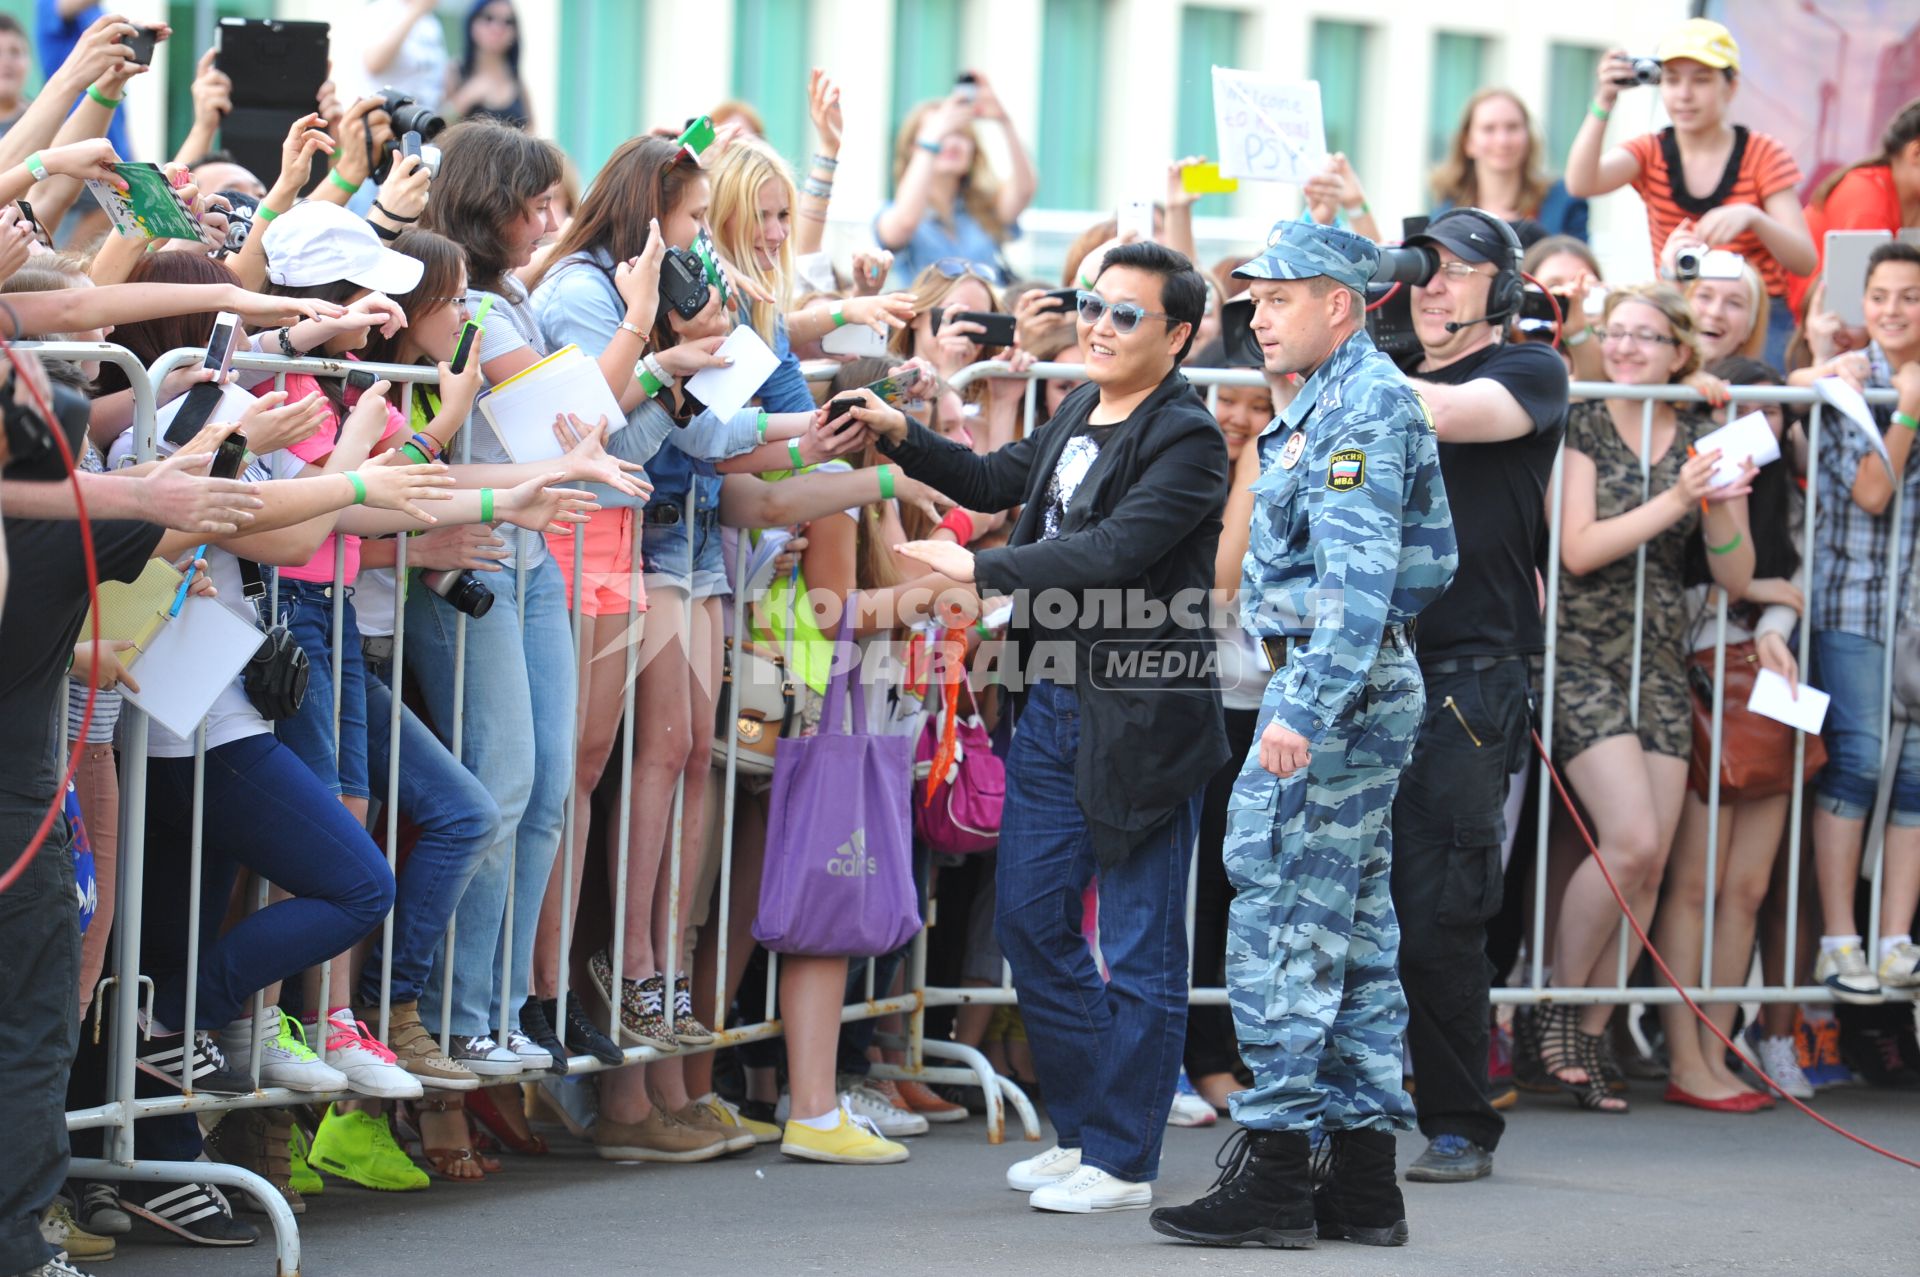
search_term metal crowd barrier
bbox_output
[948,359,1907,1011]
[57,344,1032,1277]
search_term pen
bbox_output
[168,546,205,618]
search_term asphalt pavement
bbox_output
[114,1081,1919,1277]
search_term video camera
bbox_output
[1361,220,1440,361]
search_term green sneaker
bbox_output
[308,1104,428,1191]
[289,1120,324,1197]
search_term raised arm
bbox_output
[1563,51,1642,198]
[862,390,1042,517]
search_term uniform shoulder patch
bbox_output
[1328,448,1366,491]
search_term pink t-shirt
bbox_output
[264,370,408,584]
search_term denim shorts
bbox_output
[1811,629,1920,824]
[277,578,371,801]
[640,501,729,600]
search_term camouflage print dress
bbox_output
[1552,400,1712,763]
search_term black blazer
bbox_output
[880,368,1232,865]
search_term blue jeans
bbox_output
[1811,629,1920,824]
[1764,294,1795,373]
[139,735,394,1030]
[994,679,1200,1182]
[407,553,577,1036]
[278,579,371,801]
[357,650,501,1007]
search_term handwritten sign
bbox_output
[1212,68,1327,185]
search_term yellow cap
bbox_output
[1656,18,1741,72]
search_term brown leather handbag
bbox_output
[1686,641,1826,801]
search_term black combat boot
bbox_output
[1148,1129,1316,1248]
[1313,1128,1409,1246]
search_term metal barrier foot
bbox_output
[873,1039,1042,1144]
[69,1157,300,1275]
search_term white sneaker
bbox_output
[1166,1090,1218,1128]
[841,1079,929,1137]
[220,1008,348,1094]
[1007,1143,1082,1191]
[505,1027,554,1072]
[1029,1165,1152,1213]
[1815,943,1883,1004]
[311,1009,422,1100]
[1878,940,1920,991]
[1746,1025,1815,1100]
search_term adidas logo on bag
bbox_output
[827,828,878,876]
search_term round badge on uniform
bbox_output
[1279,431,1307,469]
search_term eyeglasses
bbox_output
[1596,326,1682,348]
[1076,290,1175,335]
[1432,261,1491,280]
[932,257,1004,286]
[422,296,466,307]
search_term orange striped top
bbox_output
[1625,127,1803,299]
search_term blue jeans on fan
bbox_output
[994,678,1200,1183]
[407,549,577,1037]
[277,579,371,801]
[356,646,502,1008]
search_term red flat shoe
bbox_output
[1662,1082,1760,1113]
[467,1084,548,1155]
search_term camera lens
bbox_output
[1631,57,1662,85]
[1675,247,1703,283]
[424,569,495,618]
[1371,244,1440,288]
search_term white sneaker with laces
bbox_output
[450,1033,524,1077]
[1007,1143,1082,1191]
[1029,1165,1152,1213]
[1878,940,1920,991]
[1166,1089,1218,1127]
[842,1081,929,1137]
[1815,944,1883,1004]
[505,1027,554,1072]
[1748,1026,1815,1100]
[220,1008,348,1094]
[312,1009,422,1100]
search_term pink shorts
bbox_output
[547,507,645,617]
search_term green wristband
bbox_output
[877,464,895,500]
[347,472,368,505]
[756,409,769,441]
[1894,411,1919,432]
[788,438,804,469]
[1589,100,1611,122]
[480,488,494,523]
[399,442,431,466]
[327,169,362,196]
[255,204,280,223]
[831,305,847,328]
[1706,530,1743,556]
[86,85,121,109]
[24,152,47,182]
[637,361,664,398]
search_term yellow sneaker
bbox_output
[780,1100,909,1165]
[697,1092,781,1146]
[41,1199,116,1262]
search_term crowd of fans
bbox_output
[1,6,1918,1273]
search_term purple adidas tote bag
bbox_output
[753,636,920,957]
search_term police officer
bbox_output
[1150,220,1456,1251]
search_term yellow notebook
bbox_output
[80,558,187,657]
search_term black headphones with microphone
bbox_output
[1436,208,1525,334]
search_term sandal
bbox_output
[1537,1005,1629,1114]
[1511,1006,1559,1093]
[422,1146,487,1183]
[467,1084,548,1156]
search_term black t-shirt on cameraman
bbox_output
[1400,339,1568,664]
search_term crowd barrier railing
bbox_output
[50,339,1901,1275]
[947,359,1907,1011]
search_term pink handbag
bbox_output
[913,673,1004,855]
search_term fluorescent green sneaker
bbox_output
[308,1104,428,1191]
[289,1120,324,1197]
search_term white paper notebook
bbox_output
[117,594,261,738]
[1694,411,1781,489]
[684,325,780,421]
[477,345,626,464]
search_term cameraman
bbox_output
[1388,208,1568,1184]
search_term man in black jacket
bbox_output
[856,241,1230,1214]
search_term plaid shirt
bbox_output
[1812,344,1920,640]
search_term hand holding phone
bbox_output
[1117,199,1155,243]
[944,310,1017,348]
[121,27,162,67]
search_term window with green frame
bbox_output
[733,0,813,172]
[557,0,648,179]
[1545,43,1601,176]
[1174,7,1240,163]
[892,0,962,164]
[1428,32,1487,165]
[1035,0,1105,210]
[1310,20,1371,175]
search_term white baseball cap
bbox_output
[262,200,424,294]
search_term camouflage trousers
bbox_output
[1222,643,1423,1133]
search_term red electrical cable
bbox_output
[1533,729,1920,1170]
[1365,281,1402,314]
[0,339,103,895]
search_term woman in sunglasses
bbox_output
[876,76,1036,284]
[1525,283,1755,1113]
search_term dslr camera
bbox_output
[421,568,494,618]
[659,246,710,321]
[371,88,447,183]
